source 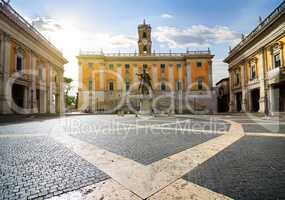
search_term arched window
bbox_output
[143,32,147,38]
[143,46,147,54]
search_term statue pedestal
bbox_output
[139,96,152,115]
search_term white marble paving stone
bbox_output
[148,179,234,200]
[49,179,142,200]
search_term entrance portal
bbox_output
[236,92,242,112]
[251,88,260,112]
[12,84,25,109]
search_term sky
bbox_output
[10,0,282,92]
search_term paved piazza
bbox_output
[0,114,285,200]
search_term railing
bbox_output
[79,50,211,57]
[230,0,285,55]
[0,0,63,56]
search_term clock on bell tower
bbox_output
[138,19,152,55]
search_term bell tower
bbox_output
[138,19,152,55]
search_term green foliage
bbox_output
[64,77,76,107]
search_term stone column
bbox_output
[186,63,191,90]
[258,48,266,113]
[58,71,65,114]
[208,60,213,89]
[177,64,183,113]
[31,52,38,113]
[151,64,157,89]
[134,64,138,83]
[0,33,12,114]
[23,86,28,113]
[169,64,174,91]
[280,42,284,67]
[117,65,122,96]
[46,62,51,113]
[241,63,247,112]
[228,70,235,112]
[269,86,277,114]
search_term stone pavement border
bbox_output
[51,117,244,199]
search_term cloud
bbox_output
[153,25,241,48]
[212,59,229,84]
[32,17,63,32]
[30,17,137,93]
[161,14,174,19]
[31,17,137,51]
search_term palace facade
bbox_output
[225,1,285,114]
[0,1,67,114]
[77,21,215,114]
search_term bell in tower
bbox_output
[138,19,152,55]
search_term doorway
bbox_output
[12,84,25,109]
[251,88,260,112]
[236,92,242,112]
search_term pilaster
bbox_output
[186,63,191,90]
[228,71,235,112]
[208,60,213,89]
[258,48,266,113]
[0,33,12,114]
[241,63,247,112]
[169,64,174,91]
[31,52,38,113]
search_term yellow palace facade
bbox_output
[0,1,67,114]
[225,1,285,114]
[77,21,215,114]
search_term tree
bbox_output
[64,77,76,109]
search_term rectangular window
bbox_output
[161,64,165,73]
[197,62,202,68]
[16,56,23,72]
[250,64,256,80]
[88,63,94,69]
[177,64,182,69]
[88,79,93,90]
[235,73,240,86]
[109,64,114,71]
[197,79,203,90]
[109,82,114,91]
[176,81,182,91]
[274,53,281,68]
[125,64,130,73]
[143,64,148,70]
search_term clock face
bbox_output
[142,39,148,45]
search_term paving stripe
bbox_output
[0,134,46,137]
[150,127,228,134]
[246,132,285,137]
[49,179,142,200]
[148,179,233,200]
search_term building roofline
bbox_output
[224,0,285,63]
[215,77,229,86]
